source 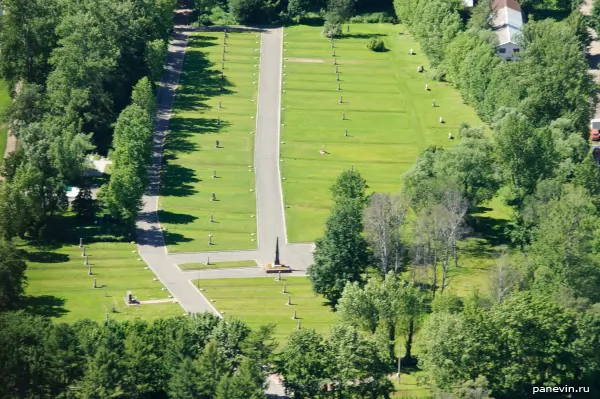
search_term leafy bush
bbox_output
[229,0,265,24]
[350,12,396,24]
[322,21,342,38]
[366,37,386,52]
[210,6,236,25]
[195,13,213,26]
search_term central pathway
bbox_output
[136,23,313,315]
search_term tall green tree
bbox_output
[131,77,157,119]
[330,168,369,204]
[103,103,153,226]
[222,358,265,399]
[0,312,66,399]
[326,0,355,24]
[308,198,369,305]
[145,39,168,85]
[46,1,120,139]
[278,329,330,399]
[103,162,146,226]
[168,357,202,399]
[195,341,230,398]
[228,0,266,24]
[79,321,127,399]
[0,0,61,87]
[517,18,595,131]
[326,324,394,398]
[308,169,370,305]
[4,83,47,134]
[417,292,586,398]
[0,239,27,310]
[121,325,160,398]
[336,275,427,362]
[435,127,500,207]
[408,0,463,66]
[0,178,35,239]
[527,184,600,302]
[493,109,557,205]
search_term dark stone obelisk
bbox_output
[274,237,280,266]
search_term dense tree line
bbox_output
[395,0,594,131]
[417,292,600,398]
[310,166,474,302]
[0,0,175,241]
[279,325,394,398]
[100,78,156,227]
[0,308,408,399]
[0,312,272,399]
[306,170,600,396]
[191,0,391,25]
[302,3,600,396]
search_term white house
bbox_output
[462,0,474,6]
[492,0,523,60]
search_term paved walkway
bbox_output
[136,17,220,314]
[136,23,313,317]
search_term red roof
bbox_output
[493,0,522,12]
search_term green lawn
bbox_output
[195,277,335,344]
[179,259,257,270]
[159,31,259,252]
[391,370,431,398]
[22,220,184,323]
[0,80,12,162]
[281,24,486,242]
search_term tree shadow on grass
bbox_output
[161,32,239,201]
[157,210,198,225]
[166,116,231,155]
[469,207,511,248]
[23,251,70,264]
[188,35,218,48]
[21,295,69,318]
[339,33,386,40]
[163,231,194,247]
[176,47,235,113]
[200,26,267,33]
[160,164,200,197]
[297,15,325,26]
[19,214,129,252]
[460,208,512,263]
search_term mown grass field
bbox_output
[179,259,257,270]
[196,277,335,344]
[22,219,183,323]
[159,30,259,252]
[0,80,12,161]
[392,371,431,398]
[281,24,486,243]
[197,275,431,396]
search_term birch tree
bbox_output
[363,193,409,276]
